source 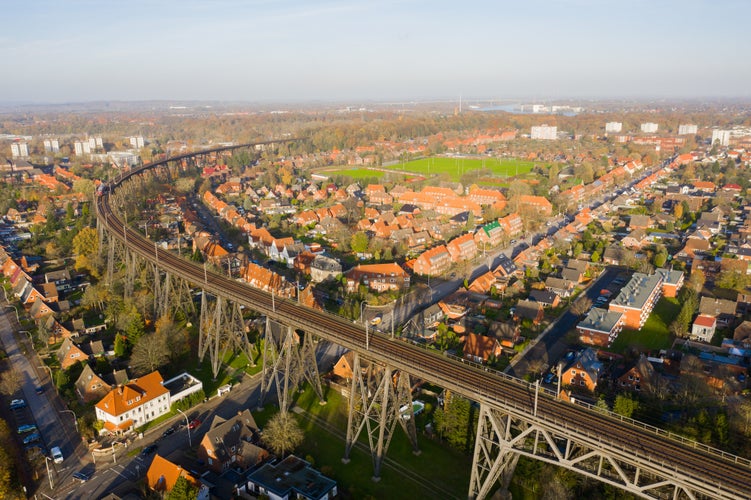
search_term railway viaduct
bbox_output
[95,143,751,499]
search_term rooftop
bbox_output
[578,308,624,334]
[610,272,662,310]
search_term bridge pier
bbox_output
[198,293,257,379]
[342,352,419,480]
[259,318,324,411]
[468,404,520,500]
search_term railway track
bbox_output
[96,148,751,499]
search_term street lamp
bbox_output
[177,408,192,448]
[59,409,78,432]
[3,305,19,324]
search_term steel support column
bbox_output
[258,318,324,410]
[342,352,420,480]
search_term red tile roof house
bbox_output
[95,371,171,434]
[413,245,452,276]
[463,333,502,364]
[446,233,478,263]
[345,263,410,293]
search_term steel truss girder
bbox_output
[198,292,256,379]
[469,404,742,500]
[343,352,420,479]
[259,318,324,410]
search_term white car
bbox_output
[51,446,63,464]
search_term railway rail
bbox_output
[96,146,751,499]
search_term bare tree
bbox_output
[0,370,22,397]
[262,411,304,457]
[570,296,592,317]
[130,331,170,376]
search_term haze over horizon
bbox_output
[2,0,750,104]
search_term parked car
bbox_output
[34,386,45,395]
[162,426,176,438]
[543,372,557,385]
[51,446,63,463]
[23,433,41,445]
[72,471,91,483]
[10,399,26,410]
[141,444,158,456]
[17,424,37,434]
[188,419,201,430]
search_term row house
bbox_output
[475,220,503,248]
[446,233,478,263]
[498,213,524,237]
[241,262,296,298]
[434,197,482,217]
[413,245,451,276]
[577,308,625,347]
[468,187,506,207]
[345,263,410,293]
[421,186,457,200]
[608,272,663,330]
[95,371,171,434]
[698,296,738,328]
[519,195,553,216]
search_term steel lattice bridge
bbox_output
[95,142,751,499]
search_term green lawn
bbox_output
[387,157,535,182]
[323,168,385,180]
[257,384,470,499]
[610,297,680,354]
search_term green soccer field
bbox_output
[388,157,535,181]
[322,168,385,180]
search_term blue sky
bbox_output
[2,0,749,103]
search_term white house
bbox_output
[95,371,172,434]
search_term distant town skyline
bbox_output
[2,0,750,103]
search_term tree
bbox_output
[433,392,473,451]
[350,231,369,254]
[113,333,127,357]
[688,269,705,292]
[72,226,99,256]
[130,331,170,375]
[0,370,22,397]
[262,411,304,457]
[166,476,199,500]
[613,394,639,418]
[72,178,96,197]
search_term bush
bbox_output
[171,389,205,413]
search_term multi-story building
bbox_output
[130,136,145,148]
[605,122,622,133]
[74,140,91,155]
[561,348,603,392]
[43,139,60,153]
[608,272,663,330]
[345,263,410,293]
[10,142,28,158]
[577,308,625,347]
[640,122,659,133]
[657,268,684,298]
[712,129,731,147]
[413,245,451,276]
[446,233,478,263]
[95,371,171,434]
[498,213,523,237]
[678,124,698,135]
[519,195,553,216]
[475,220,504,248]
[530,125,557,140]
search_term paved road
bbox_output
[505,266,623,379]
[0,309,87,497]
[59,338,345,499]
